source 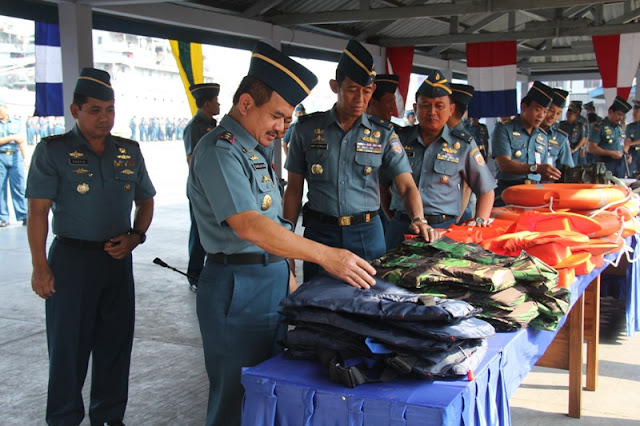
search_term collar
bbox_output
[196,109,216,124]
[329,104,368,131]
[70,125,115,151]
[219,114,260,153]
[411,125,452,147]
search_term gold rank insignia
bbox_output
[442,142,448,148]
[121,169,135,175]
[72,168,89,174]
[440,176,449,184]
[262,175,272,182]
[454,142,461,149]
[314,129,324,134]
[373,130,381,138]
[124,184,131,191]
[363,129,371,135]
[311,164,324,175]
[364,166,372,175]
[119,147,126,154]
[249,155,259,161]
[261,194,272,211]
[69,151,84,158]
[514,150,522,158]
[77,183,89,194]
[117,154,131,160]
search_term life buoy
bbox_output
[502,184,630,210]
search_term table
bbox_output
[241,260,609,426]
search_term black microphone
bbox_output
[152,257,198,280]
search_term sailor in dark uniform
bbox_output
[588,96,632,178]
[540,89,574,169]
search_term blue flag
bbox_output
[34,22,63,117]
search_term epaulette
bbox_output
[368,115,394,130]
[113,136,139,147]
[297,111,323,123]
[556,128,568,137]
[450,126,474,143]
[217,131,235,145]
[42,133,67,144]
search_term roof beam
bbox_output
[443,45,595,61]
[607,6,640,24]
[377,21,640,47]
[522,60,598,71]
[241,0,285,18]
[78,0,186,5]
[266,0,614,25]
[428,12,505,55]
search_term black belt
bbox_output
[207,252,285,265]
[304,207,378,227]
[56,236,109,249]
[497,178,538,186]
[2,151,17,156]
[394,212,456,225]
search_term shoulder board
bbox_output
[450,127,473,143]
[297,111,323,123]
[42,133,68,144]
[368,115,394,130]
[217,131,235,145]
[556,128,568,137]
[113,136,139,147]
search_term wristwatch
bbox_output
[412,217,429,225]
[474,217,486,225]
[129,228,146,244]
[529,164,538,173]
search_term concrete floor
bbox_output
[1,140,639,425]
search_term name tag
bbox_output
[69,158,88,165]
[310,143,328,150]
[252,162,267,170]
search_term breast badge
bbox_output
[68,151,84,158]
[249,155,259,161]
[311,164,324,175]
[261,194,272,211]
[514,150,522,158]
[440,176,449,184]
[363,129,371,135]
[77,183,89,194]
[124,183,131,191]
[364,166,372,175]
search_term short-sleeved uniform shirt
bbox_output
[0,118,22,153]
[588,117,624,160]
[626,121,640,146]
[389,123,496,216]
[188,115,291,255]
[546,125,575,168]
[491,115,550,182]
[183,110,216,156]
[25,126,156,241]
[285,106,411,217]
[558,119,585,149]
[467,121,489,155]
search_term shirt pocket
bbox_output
[305,149,330,181]
[433,159,457,176]
[510,137,526,160]
[354,151,382,176]
[114,165,138,194]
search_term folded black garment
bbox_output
[281,274,479,324]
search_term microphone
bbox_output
[152,257,198,280]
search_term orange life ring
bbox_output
[502,184,630,210]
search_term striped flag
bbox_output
[466,41,517,118]
[592,33,640,107]
[34,22,63,117]
[386,46,414,118]
[169,40,204,116]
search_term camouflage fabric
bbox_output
[560,162,612,184]
[372,237,570,331]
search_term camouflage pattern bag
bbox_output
[560,162,612,184]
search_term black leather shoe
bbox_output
[22,219,27,226]
[189,283,198,293]
[105,421,125,426]
[0,220,8,228]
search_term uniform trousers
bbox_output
[46,239,134,426]
[188,201,206,286]
[385,216,456,250]
[600,157,626,178]
[302,215,385,282]
[197,258,289,426]
[0,150,27,222]
[630,149,640,177]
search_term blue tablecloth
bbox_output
[241,261,608,426]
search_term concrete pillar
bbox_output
[58,3,94,131]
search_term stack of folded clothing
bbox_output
[280,276,495,387]
[372,237,570,331]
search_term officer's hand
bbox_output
[32,265,55,299]
[538,164,562,180]
[610,150,623,160]
[104,233,139,259]
[409,222,440,242]
[467,218,490,227]
[322,248,376,289]
[287,258,296,276]
[288,270,299,294]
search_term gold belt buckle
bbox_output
[524,179,532,184]
[338,216,352,226]
[364,213,370,223]
[5,151,11,155]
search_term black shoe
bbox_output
[22,219,27,226]
[0,220,8,228]
[189,283,198,293]
[105,422,125,426]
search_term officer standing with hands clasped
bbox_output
[26,68,156,426]
[492,81,561,206]
[188,42,377,426]
[183,83,220,292]
[624,100,640,175]
[588,96,632,178]
[383,74,495,249]
[284,40,430,281]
